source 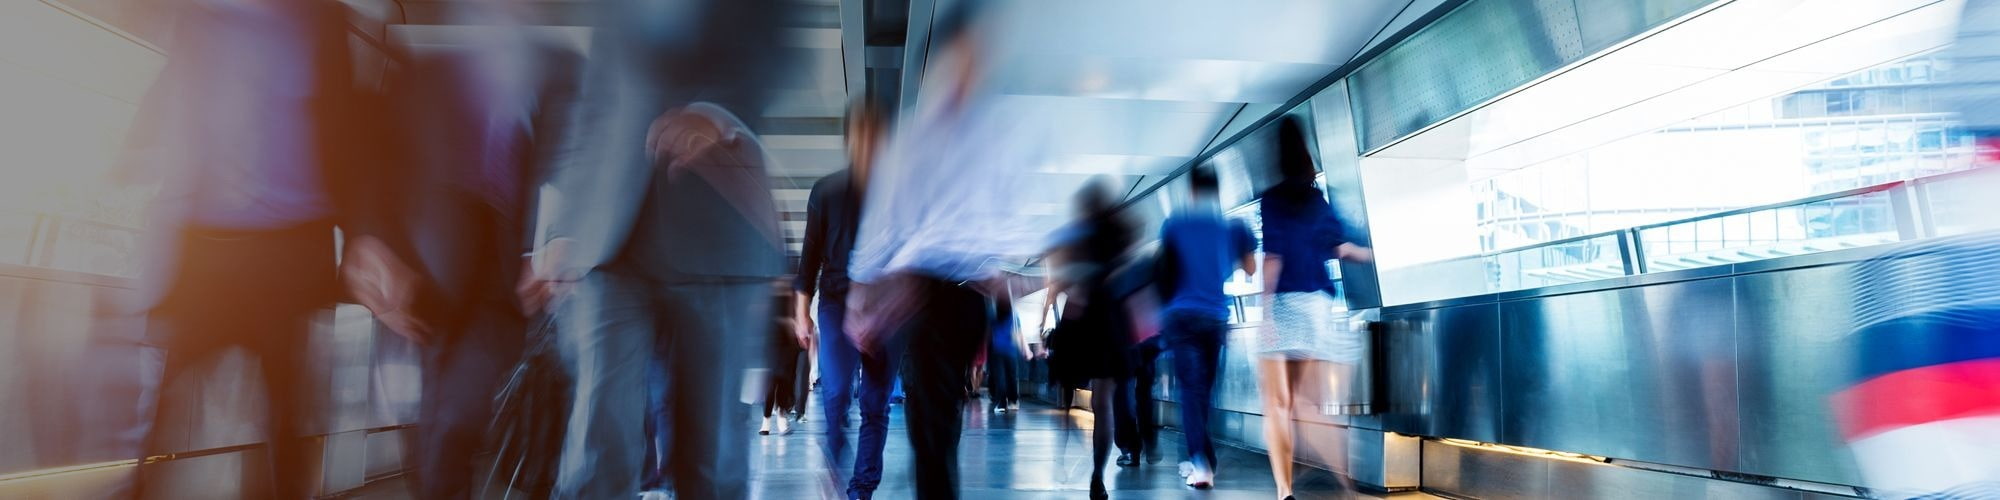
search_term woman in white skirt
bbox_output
[1254,117,1373,500]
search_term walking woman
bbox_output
[1256,117,1372,500]
[1042,178,1139,500]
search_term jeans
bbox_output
[554,271,766,500]
[817,303,898,498]
[1163,309,1226,470]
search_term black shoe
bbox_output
[1115,453,1138,467]
[1089,476,1108,500]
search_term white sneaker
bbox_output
[1185,467,1214,489]
[759,416,773,435]
[1007,402,1020,412]
[1178,461,1195,478]
[776,416,793,435]
[639,490,670,500]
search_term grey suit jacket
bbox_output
[536,0,787,281]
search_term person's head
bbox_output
[1074,176,1119,219]
[846,94,889,179]
[1188,164,1220,203]
[1276,116,1316,183]
[927,0,991,111]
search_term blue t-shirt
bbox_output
[1258,182,1344,294]
[1160,208,1256,319]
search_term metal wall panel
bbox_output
[1422,439,1552,499]
[1310,81,1385,309]
[0,269,415,496]
[1498,278,1739,469]
[1428,440,1820,500]
[1546,457,1803,500]
[364,428,408,479]
[1212,326,1266,414]
[1350,0,1718,150]
[1431,303,1505,442]
[1733,266,1865,485]
[1378,312,1435,435]
[0,274,152,474]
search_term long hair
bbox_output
[1276,116,1317,183]
[1074,176,1136,262]
[1269,116,1324,209]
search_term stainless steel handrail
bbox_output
[1390,171,1985,306]
[1628,181,1903,233]
[1482,176,1924,268]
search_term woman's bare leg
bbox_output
[1257,357,1296,498]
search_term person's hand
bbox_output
[845,274,923,355]
[792,319,814,350]
[1336,243,1374,263]
[519,238,576,316]
[342,235,431,344]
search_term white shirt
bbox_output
[849,95,1054,283]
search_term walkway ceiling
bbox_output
[870,0,1449,233]
[46,0,1455,256]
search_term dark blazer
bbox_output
[374,42,583,325]
[534,0,788,280]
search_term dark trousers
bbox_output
[984,350,1019,407]
[1115,335,1163,457]
[402,195,534,499]
[894,277,990,500]
[414,304,525,500]
[817,303,899,496]
[765,348,807,418]
[139,223,333,500]
[1163,309,1226,470]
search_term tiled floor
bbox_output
[347,396,1441,499]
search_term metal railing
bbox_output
[6,212,143,278]
[1391,168,2000,303]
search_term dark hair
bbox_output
[846,94,887,134]
[1276,116,1316,183]
[1075,176,1118,218]
[932,0,987,47]
[1189,164,1219,196]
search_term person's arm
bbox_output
[1235,221,1259,275]
[1320,200,1374,263]
[1037,267,1061,335]
[1260,254,1282,320]
[793,182,831,346]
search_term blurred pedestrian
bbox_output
[376,26,581,500]
[1831,3,2000,496]
[1155,165,1257,489]
[517,0,792,497]
[1254,116,1372,500]
[987,298,1024,413]
[763,281,806,436]
[796,96,897,500]
[844,2,1055,497]
[1043,178,1139,499]
[122,2,383,498]
[533,100,784,500]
